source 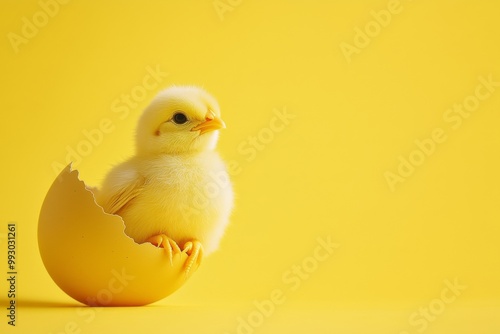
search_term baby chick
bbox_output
[95,86,233,276]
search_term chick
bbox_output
[95,86,233,276]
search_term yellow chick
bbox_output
[95,86,234,276]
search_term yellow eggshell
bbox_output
[38,164,196,306]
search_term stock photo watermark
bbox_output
[224,236,340,334]
[399,278,466,334]
[51,64,168,178]
[213,0,243,21]
[5,222,17,327]
[7,0,72,54]
[385,73,499,192]
[46,268,135,334]
[235,107,296,163]
[180,107,296,222]
[339,0,415,64]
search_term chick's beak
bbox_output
[191,110,226,135]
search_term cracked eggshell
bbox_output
[38,164,195,306]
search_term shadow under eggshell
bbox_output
[38,164,195,306]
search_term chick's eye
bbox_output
[172,112,188,125]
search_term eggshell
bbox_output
[38,164,197,306]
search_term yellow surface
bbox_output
[0,0,499,333]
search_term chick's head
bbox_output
[136,86,225,155]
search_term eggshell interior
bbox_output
[38,164,196,306]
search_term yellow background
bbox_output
[1,0,499,333]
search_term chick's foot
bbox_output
[145,234,181,265]
[182,240,203,278]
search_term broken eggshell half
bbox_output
[38,164,197,306]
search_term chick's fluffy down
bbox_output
[95,86,233,256]
[98,151,233,256]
